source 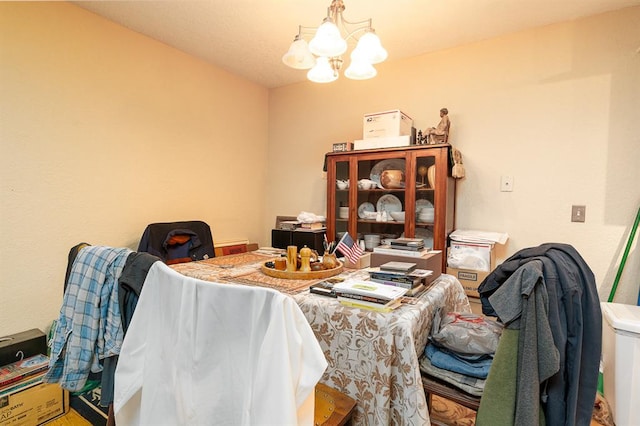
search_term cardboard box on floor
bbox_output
[0,381,69,426]
[468,296,484,316]
[446,246,496,298]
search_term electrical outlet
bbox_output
[571,205,586,222]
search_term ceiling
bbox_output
[73,0,639,89]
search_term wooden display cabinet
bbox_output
[325,144,455,270]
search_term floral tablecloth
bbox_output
[294,274,470,426]
[172,253,470,425]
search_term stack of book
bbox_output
[333,280,408,313]
[373,238,431,258]
[279,220,326,231]
[279,220,301,231]
[298,221,325,230]
[390,238,425,250]
[309,277,345,298]
[368,261,433,296]
[0,353,50,395]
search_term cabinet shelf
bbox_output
[356,189,406,194]
[357,219,405,224]
[325,144,455,270]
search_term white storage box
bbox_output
[353,135,411,151]
[446,243,496,298]
[601,302,640,426]
[447,242,494,272]
[363,110,413,139]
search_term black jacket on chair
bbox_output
[137,220,215,263]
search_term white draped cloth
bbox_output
[114,262,327,426]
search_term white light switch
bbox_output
[500,175,514,192]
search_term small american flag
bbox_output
[335,232,364,264]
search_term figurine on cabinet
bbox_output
[451,147,466,179]
[425,108,450,144]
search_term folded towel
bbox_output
[425,343,493,379]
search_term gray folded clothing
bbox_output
[419,355,486,397]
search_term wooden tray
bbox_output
[261,260,344,280]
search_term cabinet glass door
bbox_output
[334,160,350,238]
[356,156,407,251]
[413,153,437,250]
[326,145,454,270]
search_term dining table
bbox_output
[170,249,471,426]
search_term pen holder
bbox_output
[322,252,338,269]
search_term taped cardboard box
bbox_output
[446,246,496,298]
[363,110,413,139]
[447,268,491,298]
[0,381,69,426]
[468,296,484,316]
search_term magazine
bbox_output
[333,280,408,301]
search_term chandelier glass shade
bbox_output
[307,57,339,83]
[344,49,377,80]
[282,0,387,83]
[281,35,316,69]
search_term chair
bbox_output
[137,220,215,264]
[314,383,357,426]
[420,311,484,421]
[114,262,329,425]
[422,374,480,416]
[53,244,133,425]
[475,244,601,425]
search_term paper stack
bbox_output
[333,280,407,313]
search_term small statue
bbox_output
[451,147,466,179]
[425,108,450,144]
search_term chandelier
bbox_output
[282,0,387,83]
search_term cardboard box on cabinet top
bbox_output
[362,110,413,139]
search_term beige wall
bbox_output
[1,3,639,337]
[268,7,640,304]
[0,2,269,335]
